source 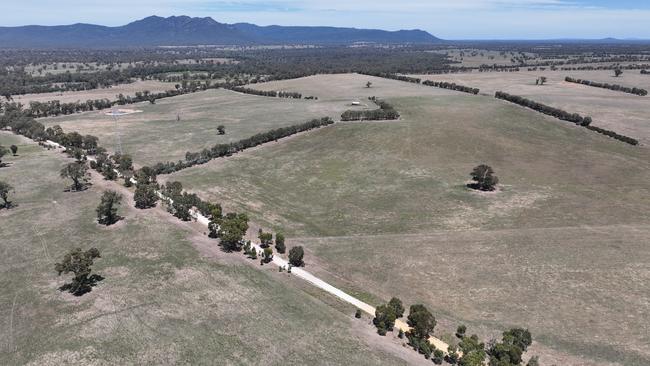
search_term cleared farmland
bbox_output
[0,133,417,366]
[411,70,650,146]
[40,88,352,166]
[166,74,650,365]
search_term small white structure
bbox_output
[351,101,361,106]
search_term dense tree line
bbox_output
[340,97,400,121]
[495,91,638,145]
[151,117,334,174]
[422,80,480,94]
[584,125,639,146]
[358,71,421,84]
[494,91,591,125]
[565,76,648,96]
[227,85,302,99]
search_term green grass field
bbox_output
[165,74,650,365]
[0,133,416,366]
[40,88,351,166]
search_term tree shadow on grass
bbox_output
[59,274,105,296]
[63,183,92,193]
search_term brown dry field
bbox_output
[12,80,176,105]
[410,70,650,146]
[168,73,650,366]
[0,132,425,366]
[40,88,352,166]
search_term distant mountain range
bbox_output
[0,16,441,48]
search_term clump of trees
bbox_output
[453,326,536,366]
[373,297,405,335]
[641,70,649,75]
[151,117,334,175]
[60,161,90,191]
[468,164,499,191]
[486,328,533,366]
[565,76,647,96]
[96,190,122,225]
[288,246,304,267]
[422,80,480,94]
[216,212,249,252]
[406,304,437,358]
[340,97,400,121]
[495,91,639,145]
[0,181,14,209]
[55,248,103,296]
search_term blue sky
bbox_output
[2,1,650,39]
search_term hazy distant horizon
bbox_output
[2,1,650,40]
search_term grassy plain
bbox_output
[40,88,351,166]
[0,133,418,366]
[411,70,650,146]
[167,74,650,365]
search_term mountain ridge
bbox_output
[0,15,441,48]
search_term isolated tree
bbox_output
[54,247,103,296]
[388,297,405,318]
[468,164,499,191]
[134,183,159,209]
[259,231,273,248]
[288,246,304,267]
[0,181,14,209]
[0,145,8,165]
[10,145,18,156]
[355,309,362,318]
[60,161,90,191]
[433,349,444,364]
[366,81,372,88]
[614,68,623,77]
[275,233,286,253]
[262,247,274,263]
[456,324,467,339]
[537,76,547,85]
[407,304,436,341]
[207,205,224,237]
[96,190,122,225]
[217,125,226,135]
[373,304,397,335]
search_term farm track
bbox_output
[40,135,453,354]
